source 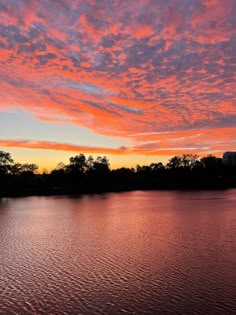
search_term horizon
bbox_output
[0,148,230,174]
[0,0,235,171]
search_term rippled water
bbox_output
[0,190,235,314]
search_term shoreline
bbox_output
[1,185,233,199]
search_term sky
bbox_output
[0,0,235,171]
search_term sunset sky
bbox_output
[0,0,235,171]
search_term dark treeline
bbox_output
[0,150,236,197]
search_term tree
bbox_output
[150,162,164,171]
[68,154,87,174]
[200,155,221,168]
[56,162,66,171]
[0,151,14,174]
[21,164,38,173]
[136,165,151,173]
[166,156,183,169]
[10,163,23,175]
[86,156,94,172]
[89,156,110,177]
[166,154,199,170]
[181,154,200,169]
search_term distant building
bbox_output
[223,152,236,166]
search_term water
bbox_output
[0,190,235,315]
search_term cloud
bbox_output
[1,126,236,158]
[64,81,113,95]
[0,139,128,155]
[0,0,235,156]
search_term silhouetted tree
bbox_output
[166,154,200,170]
[21,164,38,173]
[150,162,164,171]
[200,155,222,169]
[166,156,183,169]
[67,154,87,174]
[0,149,236,196]
[0,151,14,174]
[86,156,94,172]
[181,154,200,169]
[10,163,23,175]
[56,162,66,170]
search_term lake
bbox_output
[0,190,235,314]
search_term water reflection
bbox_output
[0,191,235,314]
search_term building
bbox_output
[223,152,236,166]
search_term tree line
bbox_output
[0,150,235,197]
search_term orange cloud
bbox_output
[0,139,128,155]
[1,126,236,158]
